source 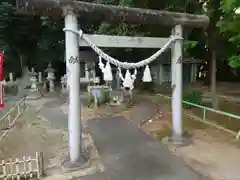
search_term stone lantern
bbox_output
[27,68,41,99]
[44,62,55,92]
[29,68,38,91]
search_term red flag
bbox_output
[0,52,3,80]
[0,52,4,108]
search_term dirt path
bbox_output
[0,106,104,179]
[138,94,240,180]
[2,92,240,180]
[143,118,240,180]
[165,129,240,180]
[0,107,68,171]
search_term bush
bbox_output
[182,90,202,109]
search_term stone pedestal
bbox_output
[47,75,55,92]
[30,76,38,91]
[61,75,68,95]
[26,91,41,100]
[61,153,89,172]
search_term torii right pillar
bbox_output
[171,24,183,144]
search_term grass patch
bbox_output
[155,124,172,140]
[189,104,240,133]
[155,95,240,133]
[123,101,135,109]
[183,115,207,130]
[152,95,171,106]
[154,115,207,141]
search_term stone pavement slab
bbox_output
[38,107,68,129]
[127,103,158,125]
[37,94,89,129]
[0,96,23,117]
[81,116,203,180]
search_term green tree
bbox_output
[0,0,42,77]
[0,0,66,77]
[218,0,240,68]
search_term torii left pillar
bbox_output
[171,24,183,144]
[62,5,87,168]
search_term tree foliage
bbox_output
[218,0,240,68]
[0,0,239,79]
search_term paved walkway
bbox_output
[35,94,203,180]
[0,96,23,117]
[122,94,160,125]
[37,93,88,129]
[80,116,203,180]
[126,101,158,125]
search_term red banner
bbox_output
[0,52,3,80]
[0,52,4,108]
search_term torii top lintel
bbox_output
[16,0,209,28]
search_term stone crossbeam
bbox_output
[15,0,209,28]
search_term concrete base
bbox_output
[164,133,193,147]
[61,153,90,172]
[26,91,42,100]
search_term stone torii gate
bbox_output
[15,0,209,168]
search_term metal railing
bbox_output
[156,93,240,140]
[0,97,27,141]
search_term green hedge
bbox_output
[183,90,202,109]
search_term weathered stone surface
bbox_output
[15,0,209,27]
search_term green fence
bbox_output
[0,97,27,141]
[156,93,240,140]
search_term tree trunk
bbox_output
[211,50,218,109]
[19,54,24,76]
[206,0,221,109]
